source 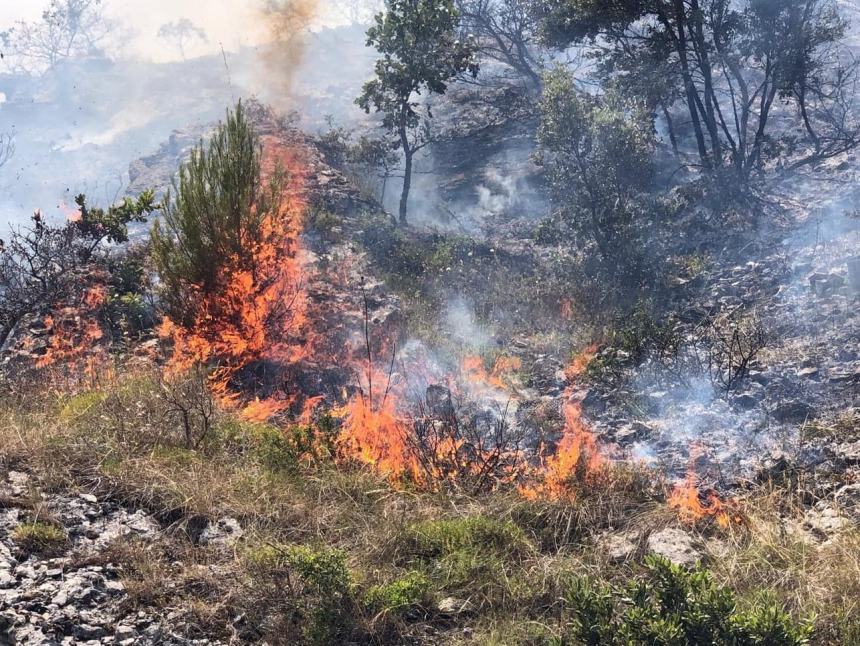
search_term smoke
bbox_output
[445,297,495,349]
[254,0,319,111]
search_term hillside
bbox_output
[2,1,860,645]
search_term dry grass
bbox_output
[1,369,857,644]
[711,488,860,643]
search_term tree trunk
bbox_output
[660,101,680,156]
[399,147,412,226]
[665,2,711,169]
[690,0,722,165]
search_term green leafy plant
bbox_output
[558,555,813,645]
[357,0,478,224]
[365,571,431,617]
[243,543,357,644]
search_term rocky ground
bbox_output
[0,470,239,646]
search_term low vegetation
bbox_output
[1,369,858,644]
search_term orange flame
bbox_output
[521,344,604,500]
[159,141,313,420]
[335,389,416,480]
[336,340,606,498]
[34,283,109,384]
[668,446,742,528]
[461,354,521,391]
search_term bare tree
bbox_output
[330,0,383,24]
[0,132,13,170]
[456,0,546,93]
[0,0,111,74]
[157,19,208,61]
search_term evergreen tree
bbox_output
[151,101,280,325]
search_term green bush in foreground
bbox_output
[365,571,431,618]
[560,555,813,646]
[243,543,356,644]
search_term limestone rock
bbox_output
[647,528,703,568]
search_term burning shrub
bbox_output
[0,193,156,350]
[153,101,310,416]
[152,100,295,325]
[560,555,813,645]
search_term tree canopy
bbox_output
[541,0,860,181]
[357,0,479,224]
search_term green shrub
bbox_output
[58,389,108,422]
[401,516,532,560]
[394,516,535,606]
[365,571,431,617]
[106,292,150,334]
[559,555,813,646]
[252,423,304,472]
[243,542,356,644]
[307,208,342,242]
[607,301,683,367]
[215,412,339,474]
[12,521,66,553]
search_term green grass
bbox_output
[12,521,66,553]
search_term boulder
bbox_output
[647,528,703,568]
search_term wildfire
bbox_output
[33,282,109,384]
[460,354,521,391]
[668,447,742,528]
[159,141,313,419]
[335,387,416,481]
[521,344,604,500]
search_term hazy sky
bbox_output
[0,0,347,63]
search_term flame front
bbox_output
[159,141,312,418]
[668,445,742,528]
[521,343,604,500]
[32,282,109,386]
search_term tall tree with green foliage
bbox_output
[537,67,655,259]
[541,0,859,182]
[151,101,282,325]
[357,0,479,225]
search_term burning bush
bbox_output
[153,102,310,417]
[0,193,156,351]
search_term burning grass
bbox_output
[0,107,842,644]
[668,445,745,529]
[0,369,854,644]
